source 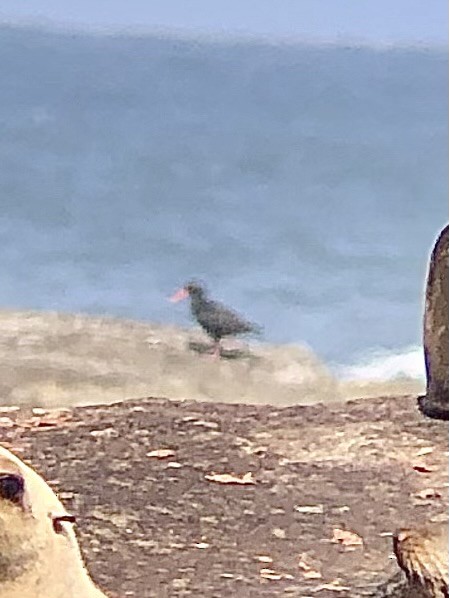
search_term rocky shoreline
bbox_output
[0,309,423,409]
[1,392,446,597]
[0,297,443,597]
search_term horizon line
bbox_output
[0,18,447,52]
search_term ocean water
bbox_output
[0,26,447,380]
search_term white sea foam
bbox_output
[336,346,425,381]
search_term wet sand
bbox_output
[0,310,423,408]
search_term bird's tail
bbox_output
[248,322,263,338]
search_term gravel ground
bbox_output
[1,392,446,597]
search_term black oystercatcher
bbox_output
[170,281,260,358]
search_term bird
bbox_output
[170,280,261,358]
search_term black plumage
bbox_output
[170,281,260,356]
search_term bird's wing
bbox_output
[201,300,254,335]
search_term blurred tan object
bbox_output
[0,445,107,598]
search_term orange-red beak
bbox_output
[169,287,189,303]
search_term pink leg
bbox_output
[213,340,221,359]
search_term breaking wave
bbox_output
[336,345,425,381]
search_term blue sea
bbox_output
[0,26,447,380]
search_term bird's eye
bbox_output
[50,512,76,534]
[0,474,25,505]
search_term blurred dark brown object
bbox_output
[418,224,449,420]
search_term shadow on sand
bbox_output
[187,340,254,361]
